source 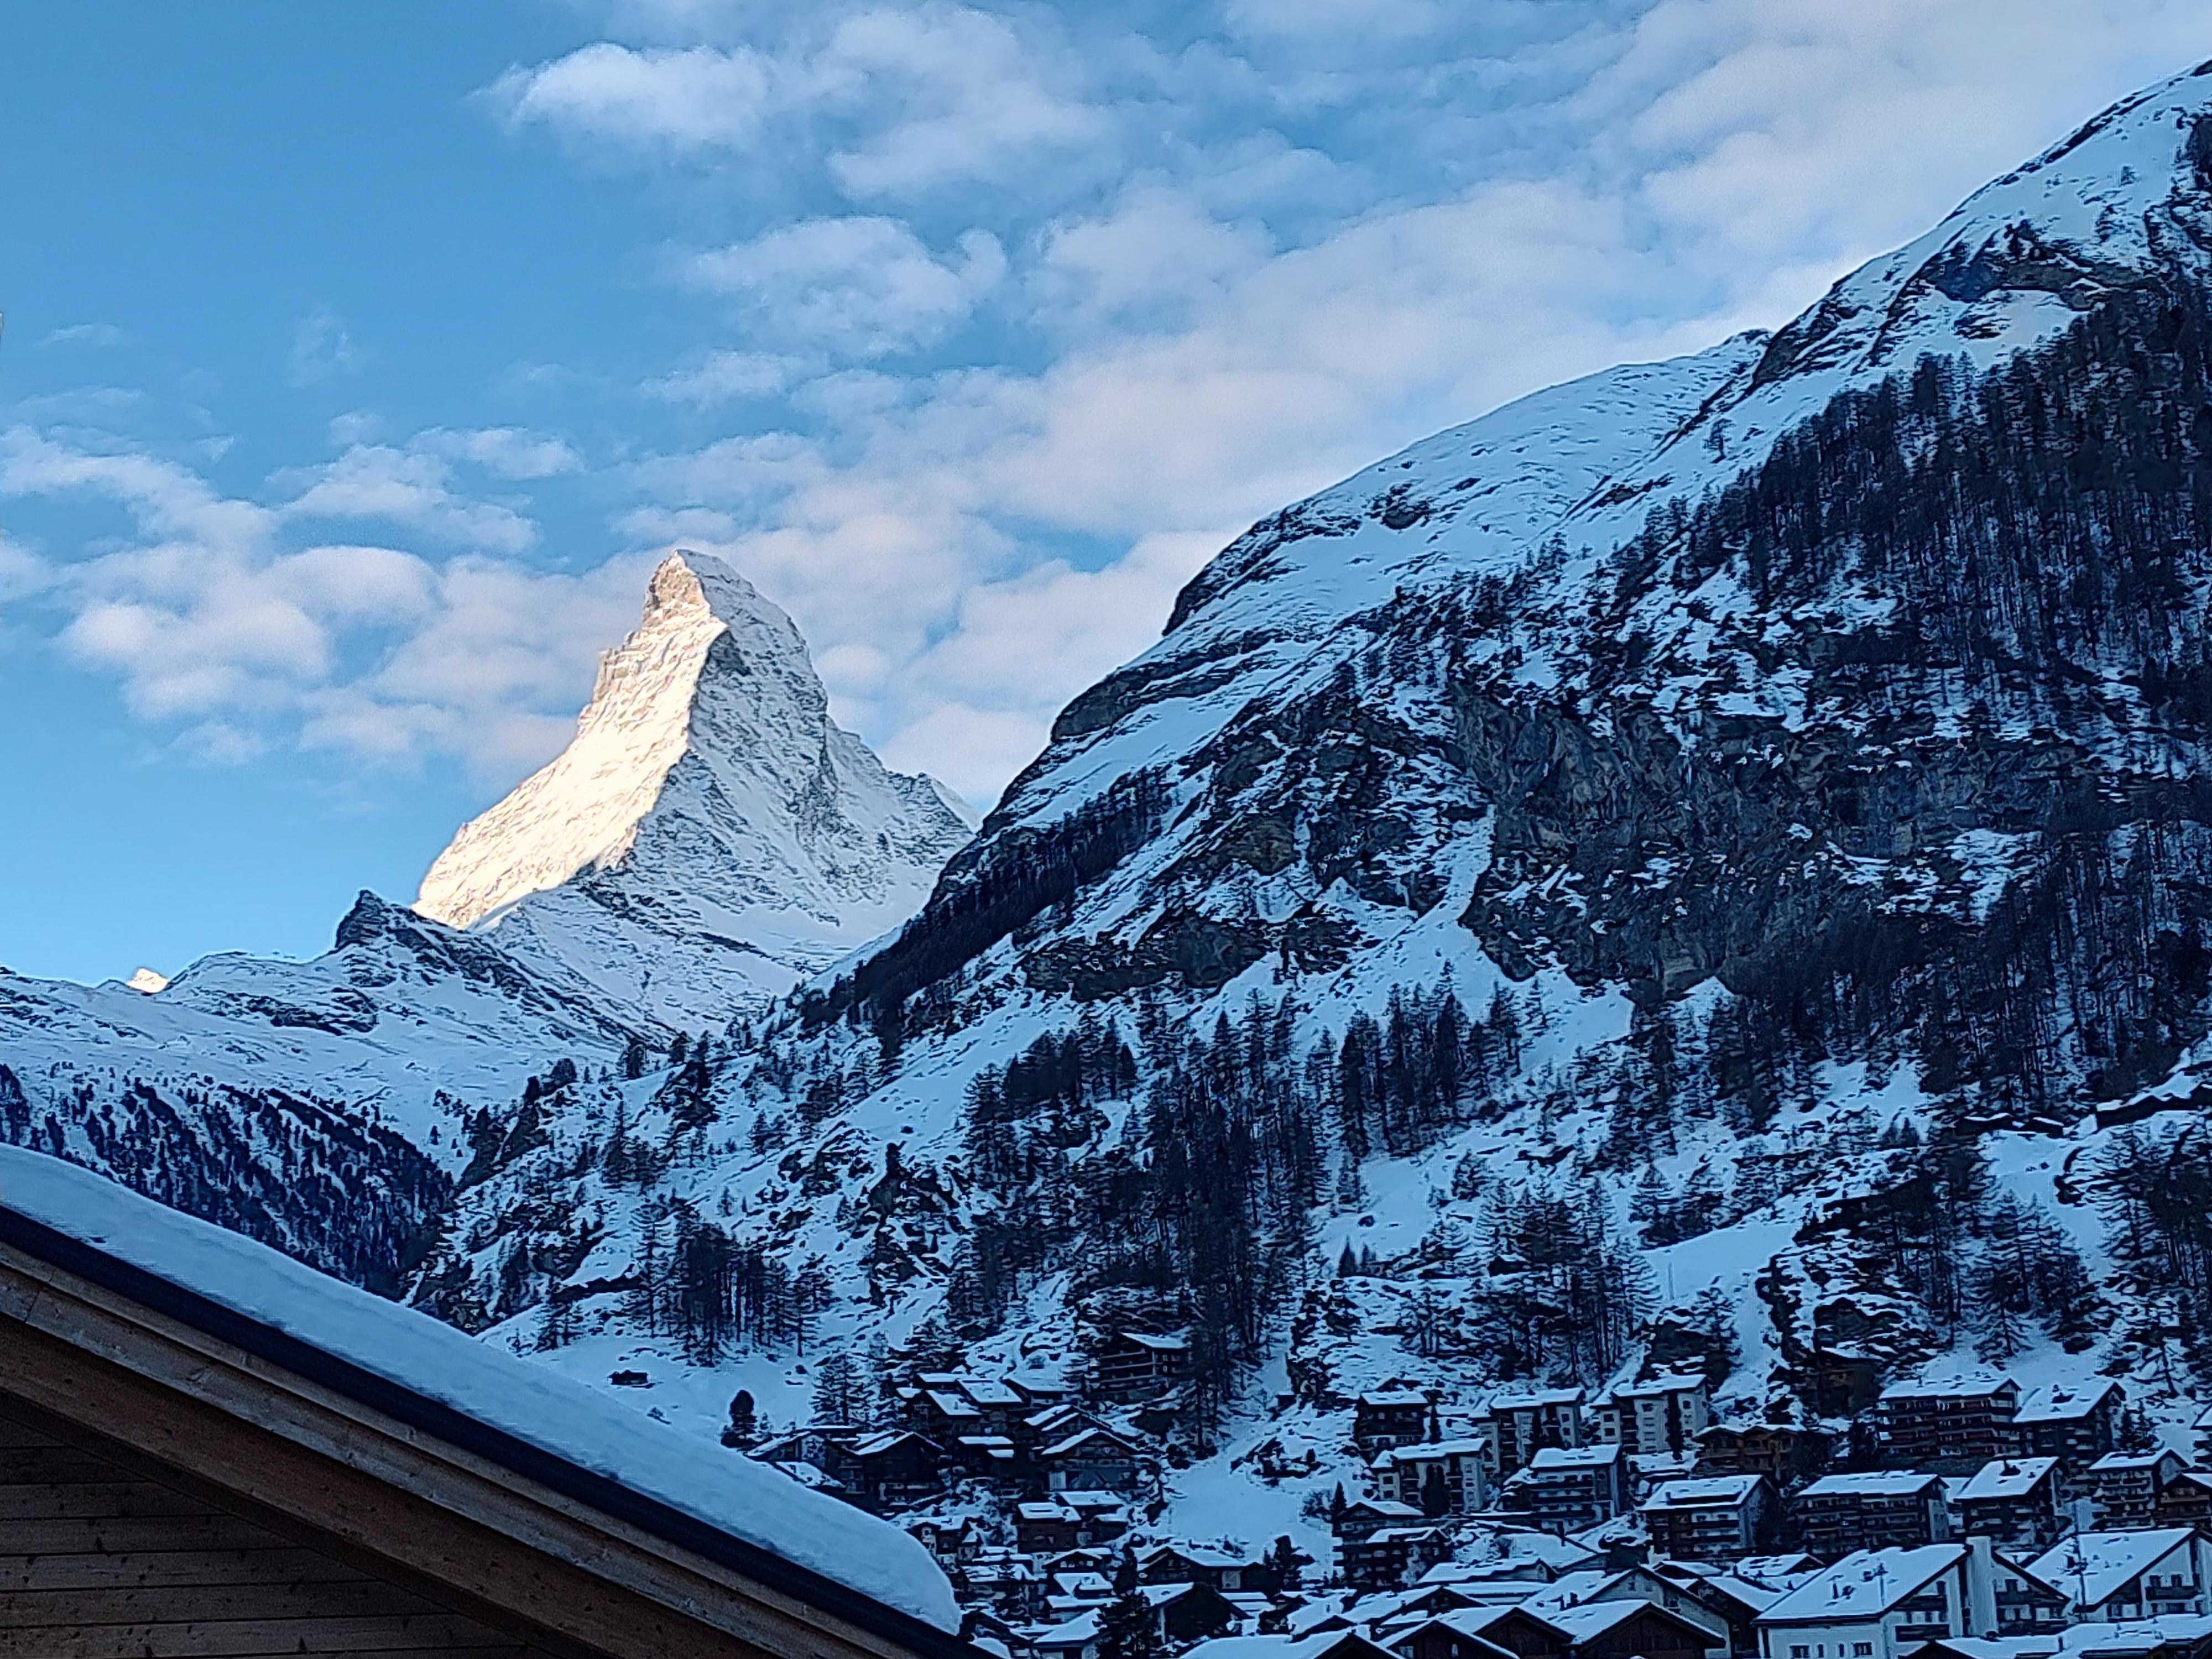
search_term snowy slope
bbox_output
[418,552,974,1030]
[406,56,2212,1579]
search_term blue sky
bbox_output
[4,0,2211,987]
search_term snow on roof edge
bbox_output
[0,1145,962,1635]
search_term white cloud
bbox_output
[286,309,362,386]
[412,426,584,479]
[685,217,1005,358]
[40,322,128,348]
[484,42,773,150]
[483,5,1119,203]
[812,6,1117,201]
[278,445,538,553]
[0,427,629,778]
[643,349,806,406]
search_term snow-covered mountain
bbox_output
[416,551,975,1030]
[0,890,649,1287]
[0,552,972,1290]
[22,54,2212,1595]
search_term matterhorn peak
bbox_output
[414,551,972,1026]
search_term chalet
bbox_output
[1541,1599,1717,1659]
[1342,1523,1455,1590]
[1040,1427,1143,1494]
[2161,1469,2212,1527]
[1090,1332,1192,1401]
[1990,1553,2070,1635]
[1640,1474,1774,1562]
[908,1385,988,1441]
[1387,1613,1521,1659]
[1520,1564,1739,1651]
[1695,1422,1825,1484]
[2195,1404,2212,1469]
[2004,1380,2123,1468]
[1593,1376,1711,1459]
[1490,1390,1588,1474]
[1371,1439,1492,1514]
[1033,1582,1238,1659]
[1396,1606,1575,1659]
[1337,1498,1426,1540]
[755,1422,869,1476]
[1874,1375,2022,1473]
[1660,1569,1783,1656]
[1357,1391,1440,1454]
[908,1514,982,1565]
[1793,1472,1951,1559]
[1015,1495,1129,1553]
[1954,1458,2067,1550]
[2025,1531,2212,1622]
[1755,1543,1997,1659]
[1140,1543,1268,1594]
[951,1432,1020,1481]
[954,1548,1043,1624]
[2084,1451,2188,1529]
[1506,1444,1630,1535]
[0,1143,975,1659]
[956,1376,1032,1430]
[840,1430,946,1510]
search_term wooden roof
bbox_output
[0,1180,983,1659]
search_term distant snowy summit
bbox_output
[415,551,974,1030]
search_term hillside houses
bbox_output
[1490,1389,1589,1474]
[1093,1332,1193,1401]
[1357,1391,1442,1455]
[2024,1531,2212,1621]
[1756,1543,1997,1659]
[1594,1378,1712,1459]
[1954,1458,2068,1550]
[1504,1444,1632,1535]
[1875,1376,2023,1473]
[1796,1472,1953,1555]
[2011,1382,2124,1465]
[1370,1441,1492,1515]
[740,1342,2212,1659]
[1640,1475,1775,1561]
[2086,1453,2191,1530]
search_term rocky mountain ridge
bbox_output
[418,552,974,1030]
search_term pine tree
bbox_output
[1095,1546,1160,1659]
[721,1389,758,1448]
[1420,1462,1452,1517]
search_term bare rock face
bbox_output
[416,552,974,1028]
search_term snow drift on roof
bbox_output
[0,1144,959,1631]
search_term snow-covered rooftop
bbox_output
[1801,1470,1943,1497]
[1489,1387,1584,1409]
[1642,1474,1765,1509]
[2013,1380,2120,1423]
[0,1144,959,1632]
[1525,1443,1624,1470]
[1762,1547,1966,1623]
[1960,1458,2061,1500]
[2026,1532,2200,1610]
[1879,1371,2017,1401]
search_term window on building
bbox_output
[1854,1645,1872,1655]
[1791,1645,1809,1657]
